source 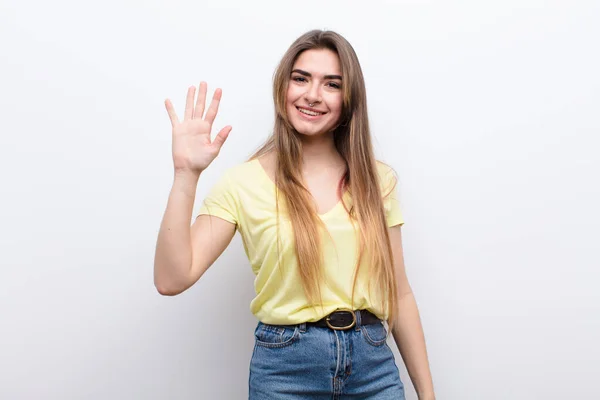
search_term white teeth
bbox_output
[298,108,323,116]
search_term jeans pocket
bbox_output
[254,322,300,348]
[360,321,389,347]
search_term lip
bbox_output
[296,106,327,120]
[297,105,327,113]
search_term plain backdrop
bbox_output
[1,0,598,399]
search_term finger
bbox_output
[203,88,223,125]
[194,81,207,119]
[164,98,180,127]
[212,125,232,150]
[184,86,196,120]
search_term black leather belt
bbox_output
[308,309,381,330]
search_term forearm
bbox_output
[153,171,201,294]
[391,293,435,399]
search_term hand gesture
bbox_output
[164,82,232,175]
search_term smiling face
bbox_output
[286,48,344,138]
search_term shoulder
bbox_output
[202,160,260,200]
[375,160,396,178]
[374,160,398,195]
[218,159,260,184]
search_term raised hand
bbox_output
[164,82,232,175]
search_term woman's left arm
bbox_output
[388,225,436,400]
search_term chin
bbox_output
[293,125,330,137]
[290,118,337,137]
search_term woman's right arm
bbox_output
[153,171,236,295]
[153,82,234,295]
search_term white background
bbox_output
[1,0,598,399]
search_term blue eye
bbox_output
[328,82,341,89]
[293,76,307,82]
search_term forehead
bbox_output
[292,48,341,75]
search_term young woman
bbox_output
[155,30,435,399]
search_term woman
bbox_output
[154,30,435,399]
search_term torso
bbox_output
[258,152,347,216]
[200,156,402,324]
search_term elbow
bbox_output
[154,259,195,296]
[155,283,183,296]
[154,272,187,296]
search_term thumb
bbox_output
[212,126,232,150]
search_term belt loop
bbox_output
[299,322,306,333]
[354,310,362,331]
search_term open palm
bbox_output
[165,82,232,174]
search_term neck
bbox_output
[298,132,344,171]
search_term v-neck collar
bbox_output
[251,158,348,218]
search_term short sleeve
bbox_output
[197,170,239,226]
[379,163,405,227]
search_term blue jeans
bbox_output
[249,311,405,399]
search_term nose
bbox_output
[304,81,321,105]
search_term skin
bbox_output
[155,48,435,399]
[286,48,343,140]
[261,48,347,214]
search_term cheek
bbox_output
[329,96,343,117]
[286,85,301,107]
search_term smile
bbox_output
[296,106,326,117]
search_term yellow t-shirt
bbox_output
[197,158,404,325]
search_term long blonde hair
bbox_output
[249,30,399,329]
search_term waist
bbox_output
[252,297,388,326]
[306,308,381,330]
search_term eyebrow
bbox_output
[291,69,342,80]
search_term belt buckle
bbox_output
[325,308,356,330]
